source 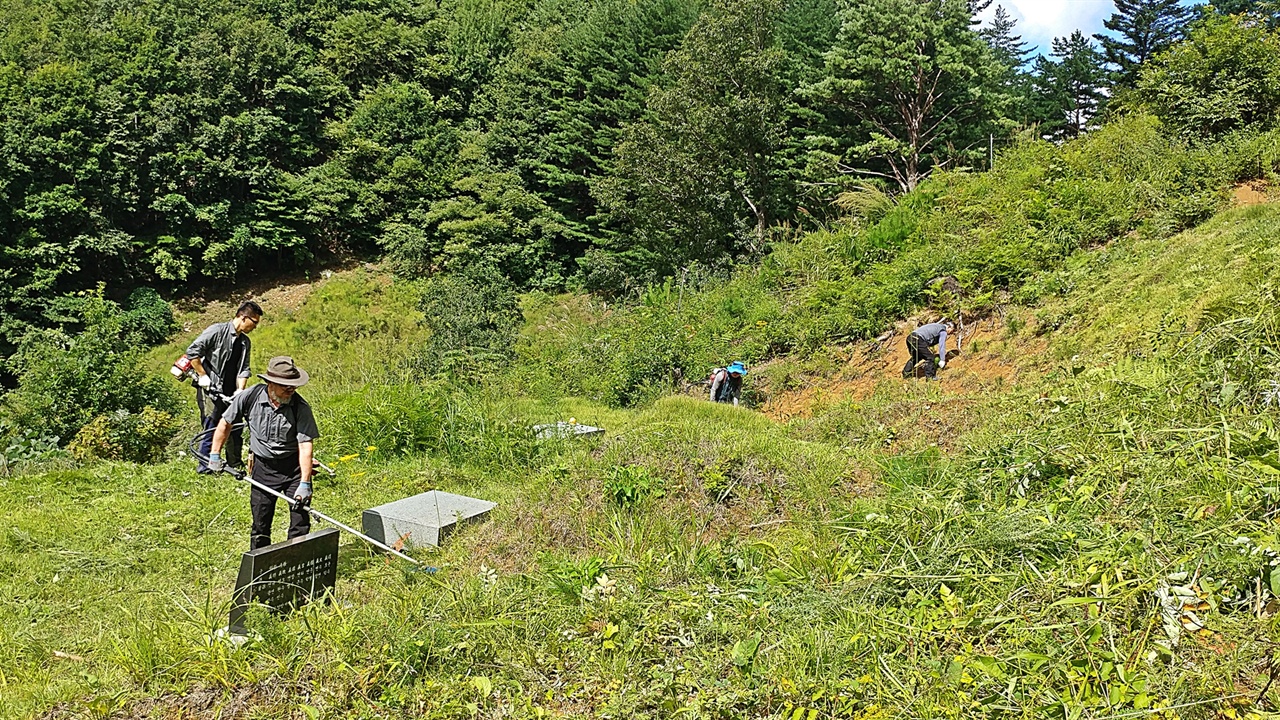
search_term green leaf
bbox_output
[731,634,762,668]
[1247,454,1280,474]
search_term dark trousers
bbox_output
[249,454,311,550]
[196,389,242,472]
[902,333,938,379]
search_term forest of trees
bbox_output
[2,0,1279,371]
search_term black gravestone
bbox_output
[229,528,339,632]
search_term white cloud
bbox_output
[982,0,1116,53]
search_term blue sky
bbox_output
[980,1,1200,57]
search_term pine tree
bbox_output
[1095,0,1195,86]
[807,0,1001,192]
[1026,54,1067,136]
[968,0,992,15]
[981,5,1035,129]
[1048,31,1108,138]
[982,5,1029,71]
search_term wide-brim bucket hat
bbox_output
[727,361,747,376]
[257,355,310,387]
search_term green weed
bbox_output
[603,465,665,508]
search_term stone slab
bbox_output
[361,490,496,549]
[532,421,605,440]
[229,528,339,632]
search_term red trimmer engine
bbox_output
[170,355,197,384]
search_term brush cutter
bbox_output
[189,427,424,567]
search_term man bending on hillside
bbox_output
[186,301,263,473]
[901,319,955,380]
[208,356,320,550]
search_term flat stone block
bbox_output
[533,421,605,440]
[362,490,496,550]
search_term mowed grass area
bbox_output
[6,205,1280,718]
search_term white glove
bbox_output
[938,360,946,369]
[198,374,212,389]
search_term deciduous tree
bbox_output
[1138,13,1280,137]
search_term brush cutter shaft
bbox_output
[235,471,420,565]
[189,427,420,565]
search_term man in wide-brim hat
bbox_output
[209,356,322,549]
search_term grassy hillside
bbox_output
[5,194,1280,718]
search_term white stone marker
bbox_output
[532,421,606,440]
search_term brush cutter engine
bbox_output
[170,355,198,384]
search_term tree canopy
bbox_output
[0,0,1269,378]
[1096,0,1194,86]
[807,0,1002,193]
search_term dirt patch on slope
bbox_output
[761,315,1048,422]
[172,264,381,335]
[1232,181,1271,208]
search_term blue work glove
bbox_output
[207,451,224,473]
[293,481,312,511]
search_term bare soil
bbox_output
[1232,180,1272,208]
[760,315,1048,423]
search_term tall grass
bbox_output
[509,115,1280,408]
[11,125,1280,719]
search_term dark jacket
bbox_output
[186,321,251,394]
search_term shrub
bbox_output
[121,288,179,346]
[68,406,182,463]
[0,418,61,473]
[1138,14,1280,139]
[418,265,522,381]
[2,289,181,452]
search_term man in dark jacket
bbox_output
[901,319,955,380]
[208,356,320,550]
[186,301,262,472]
